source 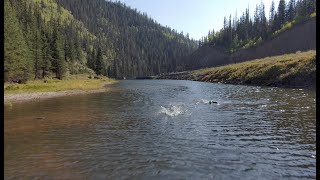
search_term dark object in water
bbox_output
[209,101,217,104]
[34,117,46,120]
[136,76,154,79]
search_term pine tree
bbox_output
[253,5,260,38]
[296,0,307,19]
[4,0,33,82]
[270,0,275,22]
[306,0,316,15]
[31,4,44,79]
[229,14,232,45]
[278,0,287,27]
[95,47,104,75]
[51,20,66,79]
[286,0,296,21]
[273,13,281,31]
[260,2,268,39]
[87,48,96,71]
[245,8,250,40]
[40,31,52,78]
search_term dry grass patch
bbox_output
[4,74,117,94]
[193,50,316,87]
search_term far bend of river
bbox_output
[4,80,316,179]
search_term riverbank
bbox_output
[4,74,117,104]
[157,50,316,88]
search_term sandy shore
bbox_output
[4,83,114,104]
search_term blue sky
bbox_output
[113,0,280,40]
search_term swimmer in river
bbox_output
[209,101,217,104]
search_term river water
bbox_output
[4,80,316,179]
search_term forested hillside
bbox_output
[198,0,316,53]
[5,0,315,83]
[184,17,316,70]
[4,0,197,82]
[183,0,316,70]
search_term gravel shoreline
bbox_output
[4,83,114,104]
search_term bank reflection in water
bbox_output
[4,80,316,179]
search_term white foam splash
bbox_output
[195,99,209,105]
[159,104,186,117]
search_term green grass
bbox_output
[4,74,117,94]
[192,50,316,87]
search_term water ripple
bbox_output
[4,80,316,179]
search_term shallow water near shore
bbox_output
[4,80,316,179]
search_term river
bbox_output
[4,80,316,179]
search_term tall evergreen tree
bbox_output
[40,31,52,78]
[306,0,316,15]
[51,20,66,79]
[286,0,296,21]
[95,47,104,75]
[260,2,268,39]
[87,48,96,71]
[4,0,33,82]
[270,0,276,22]
[31,4,43,79]
[278,0,287,27]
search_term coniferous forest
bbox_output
[4,0,198,82]
[4,0,316,83]
[199,0,316,53]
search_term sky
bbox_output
[113,0,280,40]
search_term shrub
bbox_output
[310,12,316,18]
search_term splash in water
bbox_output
[159,103,187,117]
[194,99,220,105]
[195,99,209,105]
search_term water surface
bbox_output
[4,80,316,179]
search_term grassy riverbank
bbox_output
[158,50,316,88]
[4,74,117,94]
